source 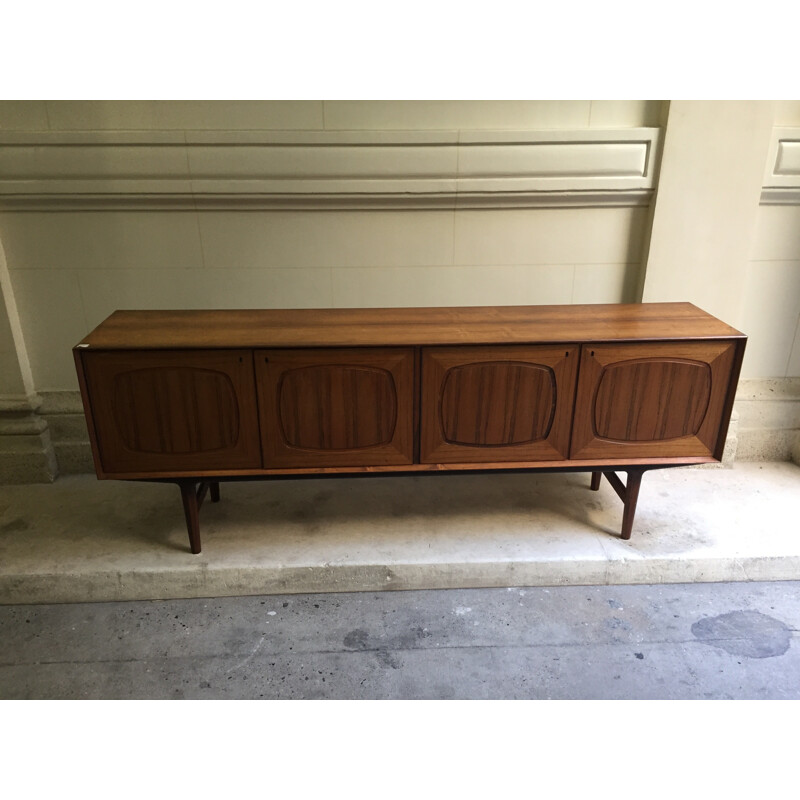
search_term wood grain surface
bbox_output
[569,340,738,460]
[96,455,717,481]
[256,348,415,468]
[76,303,744,350]
[593,359,712,441]
[420,345,579,464]
[81,350,262,474]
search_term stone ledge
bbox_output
[52,441,94,475]
[0,397,58,483]
[0,430,57,484]
[1,464,798,604]
[736,429,797,462]
[735,378,800,401]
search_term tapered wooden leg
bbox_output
[620,470,643,541]
[179,481,202,555]
[590,471,601,491]
[597,469,646,540]
[210,481,220,503]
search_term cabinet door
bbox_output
[570,340,738,460]
[420,345,579,463]
[81,350,262,474]
[256,348,414,468]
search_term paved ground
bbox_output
[1,580,798,699]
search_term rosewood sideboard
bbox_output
[73,303,746,554]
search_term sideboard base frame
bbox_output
[163,463,691,554]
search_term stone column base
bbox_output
[0,396,58,484]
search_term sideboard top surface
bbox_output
[77,302,745,350]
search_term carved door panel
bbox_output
[570,340,738,460]
[256,348,415,468]
[420,345,579,463]
[81,350,262,474]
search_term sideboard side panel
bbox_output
[74,348,107,478]
[711,337,747,461]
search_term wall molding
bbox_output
[0,129,662,211]
[761,127,800,205]
[0,190,655,211]
[760,188,800,205]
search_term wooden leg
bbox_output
[179,481,202,555]
[598,469,646,540]
[210,481,220,503]
[590,471,601,491]
[620,470,643,541]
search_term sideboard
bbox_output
[73,303,746,554]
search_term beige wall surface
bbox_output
[641,100,800,380]
[0,100,662,131]
[1,205,649,391]
[641,101,774,327]
[0,100,660,392]
[741,205,800,378]
[0,235,31,397]
[0,285,26,396]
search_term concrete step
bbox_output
[0,462,798,604]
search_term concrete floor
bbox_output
[1,462,799,603]
[1,580,798,699]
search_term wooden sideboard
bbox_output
[74,303,746,554]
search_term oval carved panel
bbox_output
[594,358,712,442]
[112,367,239,454]
[278,365,397,450]
[440,361,556,447]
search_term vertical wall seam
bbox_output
[0,234,36,397]
[784,312,800,376]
